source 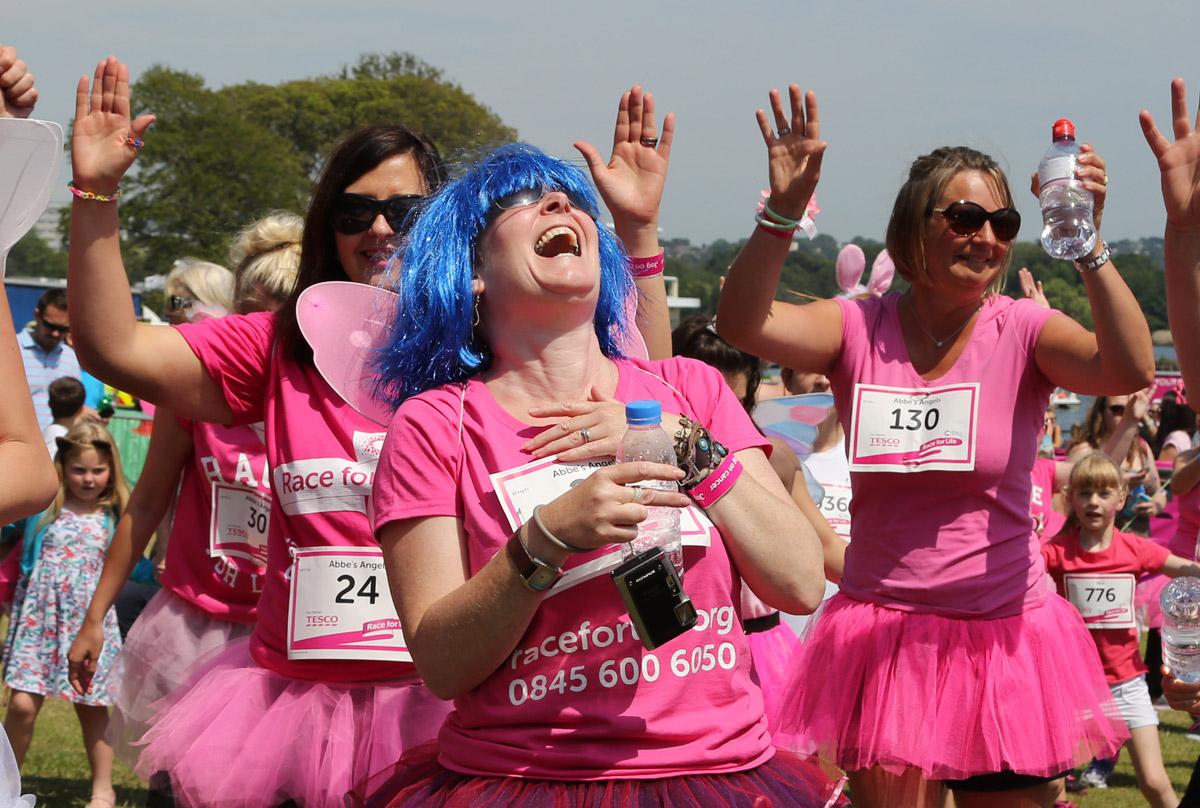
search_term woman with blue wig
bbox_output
[358,139,840,806]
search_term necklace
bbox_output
[906,297,983,349]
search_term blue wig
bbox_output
[374,143,633,405]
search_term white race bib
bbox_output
[1064,573,1136,630]
[286,546,410,661]
[489,455,712,596]
[209,482,270,565]
[816,482,852,539]
[848,383,979,473]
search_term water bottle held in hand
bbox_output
[1161,577,1200,683]
[616,400,683,575]
[1038,118,1097,261]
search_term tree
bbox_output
[86,53,516,279]
[7,231,66,279]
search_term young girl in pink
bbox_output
[3,423,130,808]
[1042,452,1200,807]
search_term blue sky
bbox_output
[10,1,1200,246]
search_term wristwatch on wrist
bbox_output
[1075,240,1110,273]
[506,530,562,592]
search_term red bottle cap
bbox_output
[1052,118,1076,141]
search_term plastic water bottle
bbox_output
[616,400,683,575]
[1161,577,1200,683]
[1038,118,1097,260]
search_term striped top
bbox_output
[18,327,82,432]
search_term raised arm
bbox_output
[0,50,57,521]
[1032,146,1155,394]
[1141,79,1200,401]
[67,57,231,419]
[67,409,192,694]
[576,86,675,359]
[717,85,841,374]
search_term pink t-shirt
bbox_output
[1042,529,1170,683]
[830,294,1058,619]
[158,419,268,622]
[1170,484,1200,559]
[1030,457,1065,543]
[177,313,407,683]
[373,357,774,779]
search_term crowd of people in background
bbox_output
[2,42,1200,808]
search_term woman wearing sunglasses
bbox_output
[66,55,681,808]
[718,85,1153,807]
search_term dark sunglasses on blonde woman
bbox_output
[932,200,1021,242]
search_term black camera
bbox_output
[610,547,697,650]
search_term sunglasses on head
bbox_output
[932,200,1021,242]
[333,193,425,235]
[489,187,597,220]
[167,295,194,313]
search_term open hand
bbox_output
[71,56,155,195]
[757,84,826,221]
[1141,79,1200,230]
[575,85,674,237]
[1018,267,1049,309]
[524,387,628,461]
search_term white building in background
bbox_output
[33,203,65,249]
[664,275,700,327]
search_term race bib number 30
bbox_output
[1064,573,1136,630]
[286,547,410,661]
[209,482,270,565]
[848,383,979,473]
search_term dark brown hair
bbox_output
[672,314,762,413]
[276,125,447,365]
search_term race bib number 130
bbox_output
[848,383,979,473]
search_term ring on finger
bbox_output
[1101,174,1109,186]
[126,136,144,150]
[777,126,791,137]
[631,487,644,504]
[640,136,658,148]
[579,427,592,444]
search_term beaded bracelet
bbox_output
[68,182,119,203]
[686,455,744,508]
[629,252,665,279]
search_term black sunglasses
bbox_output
[932,201,1021,242]
[38,314,70,335]
[1108,405,1126,417]
[333,193,425,235]
[489,187,597,221]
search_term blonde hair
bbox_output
[39,422,131,531]
[228,212,303,310]
[1059,452,1126,536]
[164,259,235,311]
[885,146,1016,298]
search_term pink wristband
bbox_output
[686,455,743,508]
[629,252,665,278]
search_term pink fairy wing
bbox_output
[296,281,399,426]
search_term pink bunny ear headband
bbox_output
[835,244,894,299]
[757,190,820,240]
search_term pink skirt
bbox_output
[109,588,253,766]
[745,619,799,737]
[774,592,1127,780]
[134,637,452,808]
[349,742,848,808]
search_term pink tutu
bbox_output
[349,742,848,808]
[745,618,799,737]
[775,593,1127,780]
[134,636,452,808]
[108,588,253,766]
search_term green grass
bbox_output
[11,692,1200,807]
[18,696,147,807]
